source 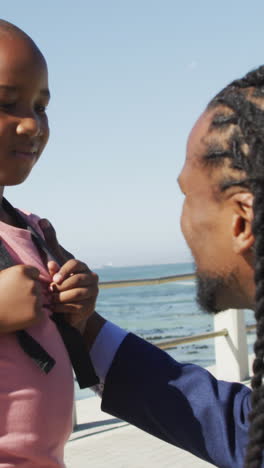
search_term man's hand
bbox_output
[48,258,99,329]
[39,219,99,330]
[0,265,42,333]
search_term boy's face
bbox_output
[0,34,49,186]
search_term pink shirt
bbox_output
[0,212,74,467]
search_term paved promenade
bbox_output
[65,396,215,468]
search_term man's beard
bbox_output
[196,271,239,314]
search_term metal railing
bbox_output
[156,324,256,350]
[156,329,229,350]
[99,273,195,289]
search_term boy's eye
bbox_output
[0,102,15,110]
[0,101,48,114]
[35,105,47,114]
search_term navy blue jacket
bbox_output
[101,333,251,468]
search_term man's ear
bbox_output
[232,192,254,254]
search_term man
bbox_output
[46,66,264,468]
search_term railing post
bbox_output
[73,398,77,430]
[214,309,249,382]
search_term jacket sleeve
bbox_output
[101,333,251,468]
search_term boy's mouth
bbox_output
[12,148,38,160]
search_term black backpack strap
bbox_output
[16,330,56,374]
[1,198,99,388]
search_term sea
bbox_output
[75,262,256,400]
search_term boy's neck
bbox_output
[0,187,17,226]
[0,186,4,203]
[0,187,5,221]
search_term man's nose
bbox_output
[16,115,42,137]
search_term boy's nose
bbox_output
[16,117,42,137]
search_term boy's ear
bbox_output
[232,192,254,254]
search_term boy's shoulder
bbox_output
[17,208,40,221]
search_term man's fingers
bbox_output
[52,304,91,326]
[52,259,93,284]
[50,273,98,292]
[51,301,94,316]
[51,287,97,304]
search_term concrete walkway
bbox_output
[65,396,215,468]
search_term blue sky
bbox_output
[1,1,264,267]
